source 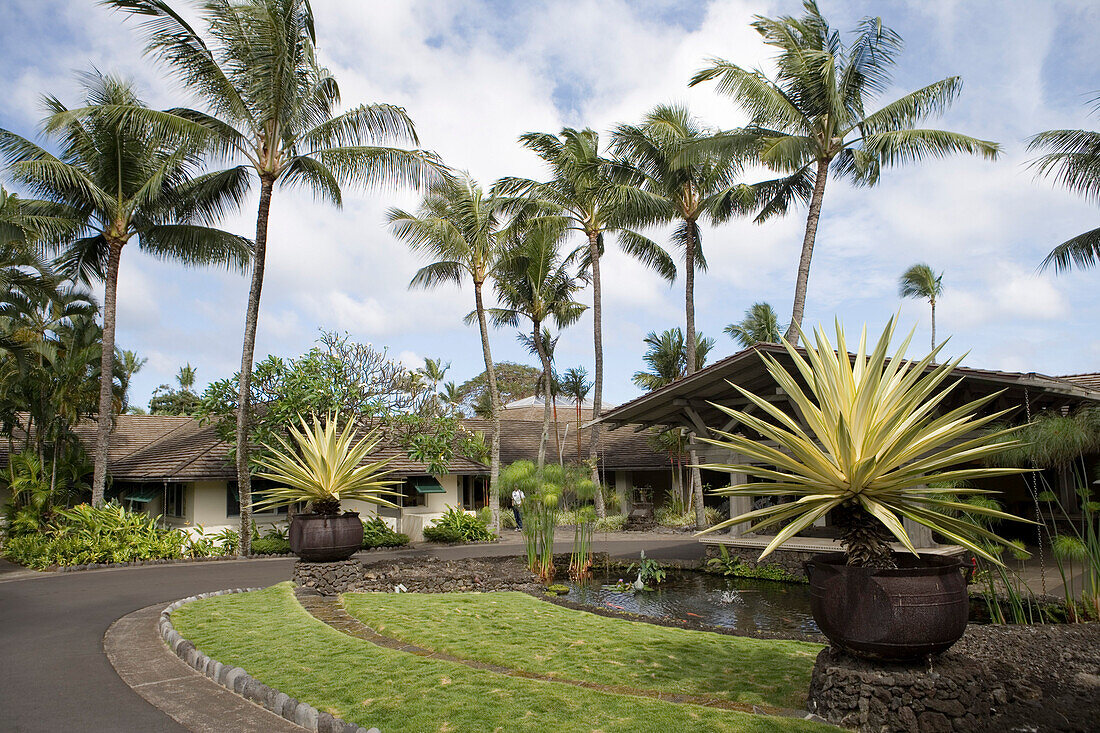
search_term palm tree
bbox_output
[107,0,444,551]
[611,105,752,377]
[117,349,147,411]
[490,220,586,468]
[497,128,675,515]
[691,0,999,344]
[632,328,715,391]
[388,174,509,529]
[559,366,592,463]
[177,362,197,392]
[1028,96,1100,272]
[0,72,250,506]
[898,264,944,349]
[724,302,784,347]
[522,327,568,464]
[440,380,463,414]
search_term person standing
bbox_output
[511,487,525,531]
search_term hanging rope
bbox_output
[1024,387,1046,594]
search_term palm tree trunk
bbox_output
[576,401,582,466]
[91,238,123,507]
[930,298,936,351]
[684,220,698,375]
[585,231,607,518]
[235,175,275,556]
[552,396,562,465]
[681,220,705,528]
[533,320,553,470]
[473,281,502,532]
[785,157,831,346]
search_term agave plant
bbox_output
[700,318,1029,567]
[253,413,400,516]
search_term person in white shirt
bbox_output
[511,488,525,531]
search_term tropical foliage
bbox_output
[724,302,784,348]
[422,505,495,543]
[701,318,1028,568]
[0,71,251,506]
[253,412,400,516]
[898,263,944,349]
[105,0,444,553]
[1028,95,1100,272]
[691,0,998,343]
[632,328,715,391]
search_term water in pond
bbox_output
[566,571,820,636]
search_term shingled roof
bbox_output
[466,418,670,470]
[1061,373,1100,392]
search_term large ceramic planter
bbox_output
[289,511,363,562]
[805,552,968,661]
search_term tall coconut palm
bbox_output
[388,174,509,529]
[489,220,586,469]
[632,327,715,392]
[107,0,444,552]
[691,0,999,344]
[0,72,250,506]
[611,105,752,376]
[724,302,784,347]
[176,362,197,392]
[497,128,675,515]
[1028,97,1100,272]
[898,263,944,349]
[559,366,591,463]
[117,349,147,411]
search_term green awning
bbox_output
[124,490,157,503]
[412,477,445,494]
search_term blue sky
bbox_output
[1,0,1097,409]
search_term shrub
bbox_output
[1,503,185,569]
[705,546,805,583]
[595,514,625,532]
[362,517,409,548]
[423,506,495,543]
[655,505,724,528]
[250,536,291,555]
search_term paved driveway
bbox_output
[0,535,704,732]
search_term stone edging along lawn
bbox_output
[158,588,379,733]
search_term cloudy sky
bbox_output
[1,0,1097,409]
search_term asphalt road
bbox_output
[0,535,705,732]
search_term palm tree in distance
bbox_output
[691,0,999,345]
[898,263,944,349]
[389,174,510,530]
[177,363,197,392]
[489,220,586,469]
[724,302,784,348]
[107,0,444,552]
[523,327,565,464]
[632,328,715,392]
[1028,95,1100,272]
[117,349,147,411]
[497,128,675,516]
[559,366,592,464]
[0,72,250,507]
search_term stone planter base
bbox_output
[808,623,1100,732]
[704,544,816,580]
[293,560,363,596]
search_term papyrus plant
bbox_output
[700,318,1028,567]
[254,413,400,516]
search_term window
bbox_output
[164,484,185,518]
[461,476,488,510]
[401,479,427,507]
[227,480,289,516]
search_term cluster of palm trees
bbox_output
[393,1,1011,529]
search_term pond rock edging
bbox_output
[159,588,379,733]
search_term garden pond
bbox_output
[565,570,820,635]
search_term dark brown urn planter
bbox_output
[805,552,968,661]
[289,511,363,562]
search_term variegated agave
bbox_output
[253,413,401,515]
[700,318,1029,567]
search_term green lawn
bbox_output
[172,584,836,733]
[342,591,821,710]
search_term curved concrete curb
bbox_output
[160,588,379,733]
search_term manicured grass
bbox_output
[172,584,836,733]
[342,591,821,709]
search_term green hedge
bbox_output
[423,506,495,543]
